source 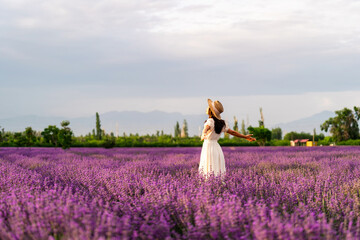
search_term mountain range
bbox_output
[0,110,334,136]
[271,111,334,135]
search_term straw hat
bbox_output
[207,99,224,119]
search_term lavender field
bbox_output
[1,147,360,239]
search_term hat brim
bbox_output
[207,99,222,119]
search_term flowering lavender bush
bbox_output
[1,146,360,239]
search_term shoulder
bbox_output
[204,118,214,127]
[207,118,215,123]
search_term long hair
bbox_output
[206,109,225,134]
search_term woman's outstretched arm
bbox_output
[226,129,256,142]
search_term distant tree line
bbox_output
[0,120,73,149]
[1,107,360,148]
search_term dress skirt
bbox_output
[199,140,226,177]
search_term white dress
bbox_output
[199,118,229,177]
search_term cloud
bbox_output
[1,0,360,119]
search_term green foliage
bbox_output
[96,112,102,140]
[269,139,290,146]
[174,121,181,138]
[41,125,60,146]
[14,132,27,147]
[0,130,13,146]
[259,107,264,127]
[181,120,189,138]
[271,127,282,140]
[241,119,247,135]
[321,106,360,142]
[102,136,116,149]
[58,120,73,149]
[24,127,36,147]
[247,126,271,146]
[39,121,72,149]
[316,136,336,146]
[318,133,325,141]
[284,131,325,141]
[233,117,239,132]
[337,139,360,145]
[0,126,4,142]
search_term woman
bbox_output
[199,99,256,177]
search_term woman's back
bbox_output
[203,118,229,141]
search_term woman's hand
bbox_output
[244,134,256,142]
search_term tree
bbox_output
[233,117,239,132]
[13,132,26,147]
[271,127,282,140]
[241,119,247,135]
[247,111,271,146]
[41,125,60,146]
[24,127,36,147]
[321,106,360,142]
[259,107,265,127]
[0,126,3,143]
[181,119,189,138]
[58,120,73,149]
[247,126,271,146]
[313,128,316,143]
[96,112,102,140]
[174,121,181,137]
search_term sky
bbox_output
[1,0,360,126]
